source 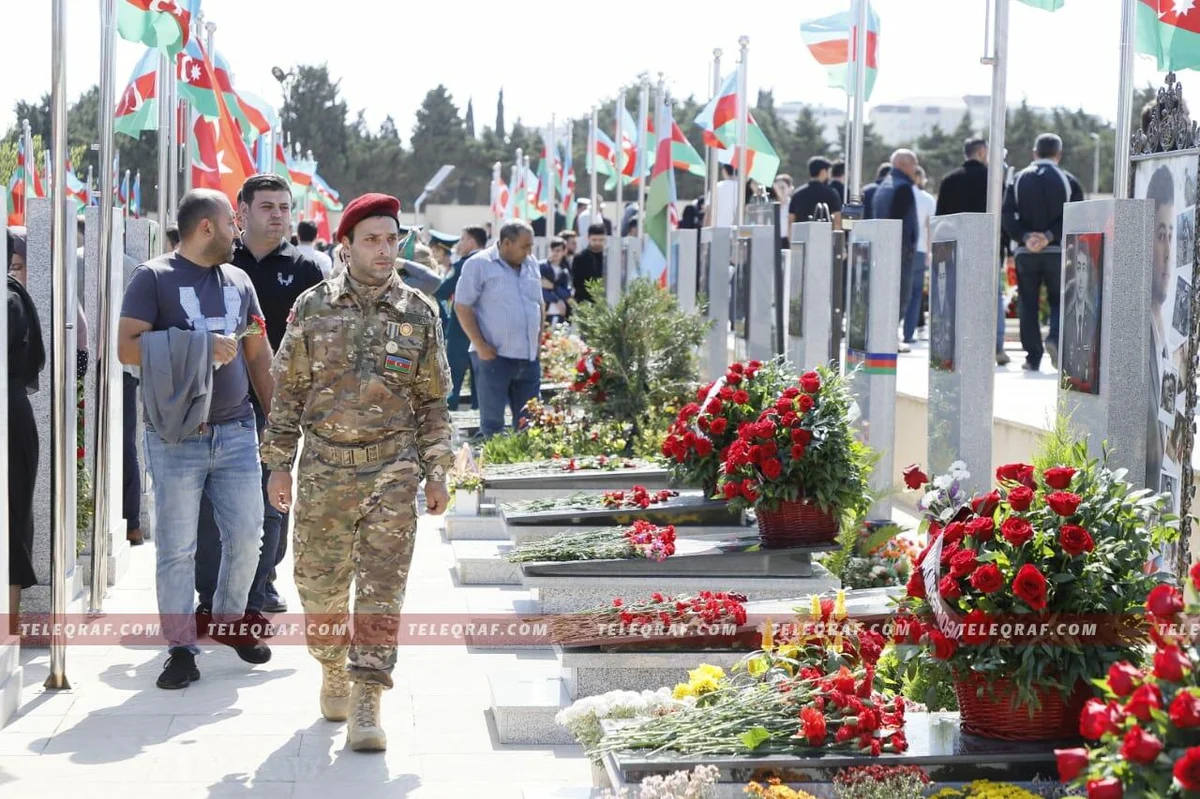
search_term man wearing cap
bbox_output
[454,219,544,438]
[262,193,453,751]
[427,230,458,275]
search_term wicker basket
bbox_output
[954,673,1090,741]
[755,499,840,548]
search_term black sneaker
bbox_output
[261,594,288,614]
[195,604,213,640]
[210,616,273,665]
[244,610,276,639]
[157,647,200,689]
[1022,361,1040,372]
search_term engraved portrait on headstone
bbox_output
[848,241,870,352]
[1060,232,1104,396]
[929,241,957,372]
[788,243,805,339]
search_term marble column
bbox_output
[698,227,733,380]
[787,221,833,371]
[668,228,698,315]
[744,224,777,362]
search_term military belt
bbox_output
[307,434,402,467]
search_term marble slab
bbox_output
[501,493,738,528]
[483,467,673,503]
[510,523,753,546]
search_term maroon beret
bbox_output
[336,193,401,242]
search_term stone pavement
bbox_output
[0,509,594,798]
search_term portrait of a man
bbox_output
[1060,232,1104,395]
[930,241,957,372]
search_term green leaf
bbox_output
[739,725,771,751]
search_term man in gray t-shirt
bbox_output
[117,188,275,689]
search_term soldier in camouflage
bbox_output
[261,193,453,752]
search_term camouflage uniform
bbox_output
[262,269,454,687]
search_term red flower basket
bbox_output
[755,499,840,548]
[954,673,1090,741]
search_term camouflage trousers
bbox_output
[292,447,420,688]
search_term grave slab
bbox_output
[490,674,577,745]
[482,464,672,503]
[452,540,522,585]
[509,522,753,546]
[501,492,738,529]
[444,509,506,541]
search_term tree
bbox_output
[280,64,352,194]
[406,85,471,204]
[782,107,832,184]
[465,98,475,139]
[495,88,506,141]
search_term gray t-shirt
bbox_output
[120,253,262,424]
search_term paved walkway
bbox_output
[0,510,592,798]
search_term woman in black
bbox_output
[6,228,45,635]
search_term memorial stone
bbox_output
[741,224,778,361]
[926,213,997,492]
[1059,199,1153,482]
[604,234,624,307]
[668,227,699,314]
[698,227,733,381]
[787,221,834,370]
[845,220,901,519]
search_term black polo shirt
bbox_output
[231,239,325,351]
[788,180,843,223]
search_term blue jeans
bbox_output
[472,354,541,438]
[196,401,284,614]
[903,252,926,342]
[447,341,477,410]
[145,419,264,652]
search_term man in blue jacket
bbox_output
[436,226,487,410]
[540,236,573,327]
[872,150,921,352]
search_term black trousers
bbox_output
[1015,250,1061,367]
[122,372,141,532]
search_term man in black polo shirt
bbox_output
[195,173,325,628]
[788,157,843,228]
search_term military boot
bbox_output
[320,663,351,722]
[347,681,386,751]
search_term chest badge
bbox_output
[385,321,400,338]
[278,273,294,287]
[385,341,399,354]
[399,322,413,336]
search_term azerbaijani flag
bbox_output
[176,38,220,118]
[236,91,278,140]
[591,124,617,176]
[117,0,198,57]
[116,48,160,138]
[132,172,142,217]
[491,175,509,218]
[559,141,576,227]
[642,98,678,289]
[188,39,255,207]
[694,69,781,185]
[619,106,639,182]
[64,161,90,209]
[1137,0,1200,72]
[800,1,880,101]
[212,51,273,138]
[311,172,343,211]
[664,118,706,178]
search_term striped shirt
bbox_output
[455,245,543,361]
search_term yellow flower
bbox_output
[834,589,847,620]
[808,594,821,618]
[761,618,775,651]
[672,682,694,699]
[691,676,720,695]
[689,664,725,682]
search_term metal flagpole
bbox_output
[123,169,131,217]
[589,106,599,215]
[848,0,869,205]
[508,161,519,225]
[707,49,721,226]
[514,147,524,220]
[87,165,94,204]
[985,0,1009,215]
[1113,0,1136,199]
[563,121,573,226]
[47,0,72,691]
[735,36,750,229]
[491,161,502,230]
[636,79,650,250]
[91,0,119,612]
[167,61,180,222]
[614,90,625,236]
[22,120,34,215]
[156,52,171,242]
[547,115,556,235]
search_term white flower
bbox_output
[932,474,953,490]
[921,490,940,508]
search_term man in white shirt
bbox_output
[706,164,739,228]
[296,220,333,278]
[904,166,938,345]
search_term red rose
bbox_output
[996,462,1035,488]
[1080,698,1120,740]
[1001,517,1035,547]
[905,571,926,599]
[1152,645,1190,682]
[792,428,813,445]
[709,417,728,436]
[943,521,966,545]
[972,490,1001,517]
[1125,683,1163,723]
[1169,691,1200,728]
[797,394,815,413]
[721,481,739,500]
[1146,584,1184,618]
[719,386,735,400]
[1044,466,1077,490]
[800,371,821,393]
[733,389,750,405]
[949,548,978,578]
[694,438,713,457]
[1012,563,1048,610]
[960,609,992,644]
[903,464,929,490]
[928,628,958,660]
[728,362,745,375]
[762,458,783,480]
[1174,747,1200,792]
[965,516,995,541]
[1055,747,1090,782]
[1059,524,1094,557]
[1119,725,1163,765]
[1192,561,1200,592]
[799,707,827,746]
[741,479,758,502]
[726,372,742,385]
[1106,661,1141,697]
[791,444,806,460]
[1086,777,1123,799]
[697,383,713,401]
[1007,485,1034,511]
[1046,491,1082,516]
[705,398,723,415]
[938,575,962,600]
[76,446,85,459]
[969,563,1004,594]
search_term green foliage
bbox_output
[876,647,958,711]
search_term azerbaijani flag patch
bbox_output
[385,354,414,375]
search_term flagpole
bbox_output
[167,59,180,222]
[985,0,1009,215]
[156,52,171,238]
[22,119,34,215]
[47,0,72,691]
[1113,0,1136,199]
[123,170,131,217]
[522,153,532,225]
[735,36,750,229]
[91,0,119,613]
[508,161,519,224]
[614,89,625,236]
[514,147,523,220]
[707,49,721,227]
[589,105,599,216]
[636,79,650,251]
[492,161,502,231]
[547,115,556,234]
[849,0,869,205]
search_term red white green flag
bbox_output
[1137,0,1200,72]
[117,0,198,57]
[115,48,160,138]
[694,69,780,185]
[642,98,678,288]
[188,40,254,207]
[176,38,220,119]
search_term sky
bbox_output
[0,0,1174,147]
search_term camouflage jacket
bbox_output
[261,269,454,482]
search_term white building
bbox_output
[867,95,995,145]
